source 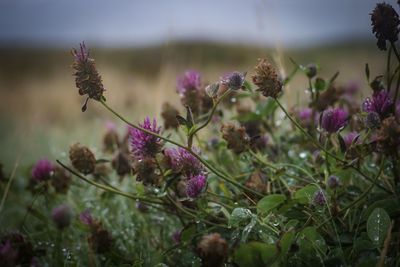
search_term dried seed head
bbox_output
[51,204,73,229]
[51,166,72,194]
[197,233,228,267]
[161,102,180,130]
[377,116,400,154]
[88,226,113,254]
[111,151,131,177]
[371,3,400,50]
[133,158,161,186]
[71,42,105,102]
[69,143,96,175]
[252,58,282,98]
[245,171,268,195]
[102,128,119,154]
[220,123,250,154]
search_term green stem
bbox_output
[56,160,164,205]
[100,99,263,197]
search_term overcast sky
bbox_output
[0,0,392,48]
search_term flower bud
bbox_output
[69,143,96,175]
[220,123,250,154]
[327,175,340,189]
[305,63,317,78]
[51,204,73,229]
[313,190,326,206]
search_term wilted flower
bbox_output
[161,102,180,130]
[245,170,268,195]
[51,204,73,229]
[164,147,204,176]
[365,111,381,129]
[343,132,359,149]
[31,158,54,182]
[102,123,119,153]
[377,116,400,154]
[51,166,72,194]
[220,123,250,154]
[71,42,105,106]
[129,117,162,160]
[133,158,161,185]
[221,71,245,90]
[327,175,340,189]
[111,151,131,177]
[186,174,207,198]
[69,143,96,175]
[362,90,393,118]
[371,2,400,50]
[321,108,348,133]
[313,190,326,206]
[252,58,282,98]
[197,233,228,267]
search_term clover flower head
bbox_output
[321,108,348,133]
[371,2,400,50]
[221,71,245,90]
[313,190,326,206]
[129,117,162,160]
[31,158,54,182]
[344,131,359,148]
[327,175,340,189]
[362,90,393,118]
[186,174,207,198]
[177,70,201,95]
[164,147,204,176]
[51,204,73,229]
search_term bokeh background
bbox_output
[0,0,389,173]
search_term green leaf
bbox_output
[234,242,278,267]
[279,231,295,258]
[230,208,253,227]
[257,194,286,214]
[180,224,196,243]
[293,184,318,204]
[367,208,390,246]
[297,226,327,255]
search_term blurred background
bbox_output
[0,0,390,172]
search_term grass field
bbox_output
[0,41,385,173]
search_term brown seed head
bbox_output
[69,143,96,175]
[252,58,282,98]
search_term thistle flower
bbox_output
[51,204,73,229]
[220,123,250,154]
[111,151,131,177]
[51,166,72,194]
[129,117,162,160]
[327,175,340,189]
[71,42,105,109]
[362,90,393,118]
[164,147,204,176]
[186,174,207,198]
[365,111,381,129]
[313,190,326,206]
[197,233,228,267]
[31,158,54,182]
[252,58,282,98]
[161,102,180,130]
[221,71,245,90]
[321,108,348,133]
[343,132,359,149]
[371,2,400,50]
[297,107,314,127]
[69,143,96,175]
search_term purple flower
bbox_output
[177,70,201,95]
[221,71,245,90]
[72,42,89,62]
[297,108,314,126]
[362,90,393,118]
[327,175,340,189]
[313,190,326,206]
[343,132,359,148]
[129,117,162,160]
[186,174,207,198]
[172,230,181,244]
[321,108,348,133]
[79,209,95,226]
[31,158,54,182]
[164,147,204,176]
[51,204,73,229]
